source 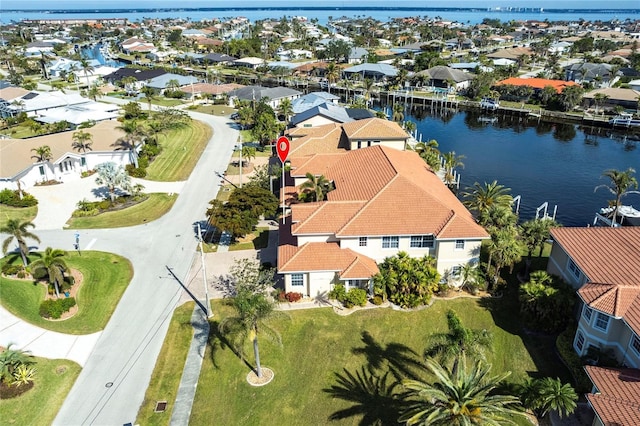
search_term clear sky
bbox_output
[2,0,638,9]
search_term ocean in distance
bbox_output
[1,2,640,25]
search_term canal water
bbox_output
[80,43,127,68]
[404,107,639,227]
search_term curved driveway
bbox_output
[35,112,239,425]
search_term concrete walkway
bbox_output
[0,308,101,367]
[169,305,210,426]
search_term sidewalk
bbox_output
[0,307,101,367]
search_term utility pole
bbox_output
[238,134,243,188]
[197,223,212,318]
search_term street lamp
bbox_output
[197,222,212,318]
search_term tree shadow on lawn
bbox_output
[477,276,574,384]
[323,331,425,424]
[207,316,254,373]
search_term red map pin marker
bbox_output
[276,136,290,163]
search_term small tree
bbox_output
[30,247,68,298]
[95,162,133,203]
[299,172,333,202]
[218,258,282,379]
[519,377,578,419]
[1,219,40,266]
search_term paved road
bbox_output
[42,112,239,425]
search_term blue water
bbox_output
[80,43,127,67]
[404,109,639,227]
[1,4,639,25]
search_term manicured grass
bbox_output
[136,303,195,425]
[229,227,269,251]
[0,205,38,224]
[186,296,566,425]
[0,251,133,334]
[145,120,212,181]
[2,125,39,139]
[151,98,184,107]
[66,193,177,229]
[0,357,81,426]
[190,105,236,116]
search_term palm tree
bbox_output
[479,204,518,230]
[38,50,52,80]
[442,151,465,188]
[114,120,146,167]
[594,168,639,227]
[240,145,256,168]
[95,162,133,203]
[399,357,524,425]
[519,377,577,419]
[325,62,340,94]
[30,247,68,298]
[1,219,40,266]
[79,57,95,87]
[461,180,513,220]
[72,130,93,171]
[31,145,52,181]
[391,103,404,122]
[278,98,293,124]
[487,226,522,284]
[411,139,441,172]
[424,310,492,373]
[141,85,156,111]
[165,78,180,92]
[299,172,332,202]
[519,218,560,276]
[87,85,101,101]
[218,287,280,378]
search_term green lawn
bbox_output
[0,251,133,334]
[0,357,81,426]
[136,303,195,425]
[190,105,236,116]
[229,227,269,251]
[66,193,177,229]
[2,125,39,139]
[145,120,212,181]
[187,296,564,425]
[151,98,184,107]
[0,205,38,225]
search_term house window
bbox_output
[410,235,434,248]
[81,157,86,166]
[594,312,610,332]
[291,274,303,287]
[359,237,368,247]
[39,165,45,176]
[382,236,399,249]
[631,335,640,357]
[455,240,465,250]
[568,259,581,280]
[575,331,585,352]
[582,306,593,323]
[303,124,312,127]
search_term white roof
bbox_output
[235,57,265,65]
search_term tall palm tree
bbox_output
[79,57,95,87]
[1,219,40,266]
[487,226,522,283]
[411,139,441,172]
[95,162,133,203]
[391,103,404,122]
[461,180,513,220]
[519,377,577,419]
[114,120,146,167]
[141,85,156,111]
[442,151,465,188]
[299,172,332,202]
[30,247,68,298]
[325,62,340,94]
[594,168,639,227]
[219,287,280,378]
[31,145,53,181]
[424,310,492,373]
[399,357,524,425]
[72,130,93,171]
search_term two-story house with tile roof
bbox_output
[547,227,640,367]
[278,145,489,297]
[584,365,640,426]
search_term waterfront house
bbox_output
[583,88,640,112]
[278,145,489,297]
[565,63,615,86]
[547,227,640,367]
[584,365,640,426]
[227,85,302,110]
[495,77,578,94]
[144,73,200,94]
[343,63,399,81]
[0,120,130,190]
[291,92,340,114]
[416,66,474,91]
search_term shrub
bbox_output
[284,292,303,302]
[275,290,287,303]
[128,166,147,178]
[556,325,592,393]
[137,156,150,169]
[0,189,38,207]
[372,295,384,305]
[2,263,25,276]
[328,284,347,302]
[345,288,367,308]
[39,297,76,319]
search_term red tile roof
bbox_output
[585,366,640,426]
[496,77,579,93]
[290,145,488,239]
[278,241,379,278]
[551,227,640,331]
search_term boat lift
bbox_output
[535,202,557,221]
[512,195,521,215]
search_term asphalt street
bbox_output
[43,111,239,425]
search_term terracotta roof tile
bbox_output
[341,255,380,279]
[292,201,366,235]
[342,117,408,140]
[585,366,640,426]
[278,242,377,277]
[287,124,347,157]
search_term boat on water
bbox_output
[609,112,640,128]
[480,97,500,111]
[593,205,640,227]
